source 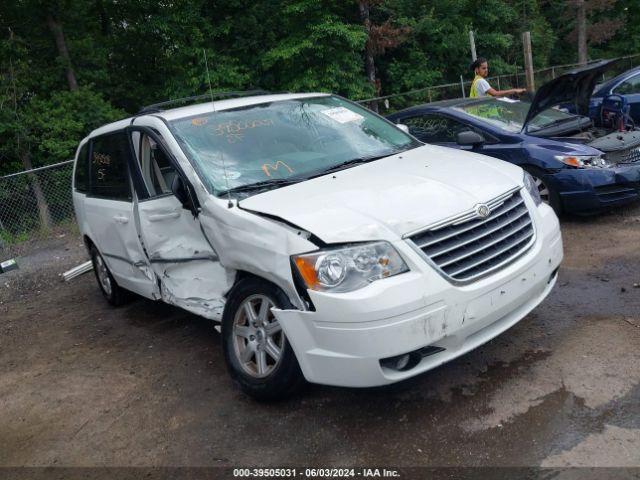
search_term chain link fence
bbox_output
[0,160,79,259]
[358,53,640,113]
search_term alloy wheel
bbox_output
[94,254,113,296]
[232,294,285,378]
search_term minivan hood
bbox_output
[523,59,617,131]
[239,145,523,244]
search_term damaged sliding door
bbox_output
[127,127,228,320]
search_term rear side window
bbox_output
[614,74,640,95]
[74,143,89,192]
[89,132,132,200]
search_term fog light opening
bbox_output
[381,347,442,372]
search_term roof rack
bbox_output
[137,90,273,115]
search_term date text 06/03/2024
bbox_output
[232,468,401,478]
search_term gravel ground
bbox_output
[1,205,640,473]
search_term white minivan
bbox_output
[72,93,563,399]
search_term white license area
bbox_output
[464,264,546,325]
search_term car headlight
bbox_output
[554,154,607,168]
[523,171,543,206]
[292,241,409,293]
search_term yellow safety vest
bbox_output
[469,75,484,98]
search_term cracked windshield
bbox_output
[455,98,576,132]
[170,96,418,196]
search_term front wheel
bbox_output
[525,167,562,214]
[222,278,304,401]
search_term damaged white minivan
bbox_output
[73,93,563,399]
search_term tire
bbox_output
[222,277,304,401]
[524,166,562,214]
[90,246,128,306]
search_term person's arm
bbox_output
[487,87,527,97]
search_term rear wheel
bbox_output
[222,278,304,401]
[90,246,128,306]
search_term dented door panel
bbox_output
[135,191,230,320]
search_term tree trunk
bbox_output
[46,13,79,91]
[576,0,588,65]
[21,151,53,231]
[7,29,53,232]
[358,1,379,112]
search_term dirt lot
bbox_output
[1,205,640,471]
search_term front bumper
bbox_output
[274,202,563,387]
[550,164,640,213]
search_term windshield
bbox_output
[454,98,578,133]
[169,95,418,196]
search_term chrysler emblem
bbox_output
[475,204,491,219]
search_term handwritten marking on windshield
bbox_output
[213,119,275,143]
[262,161,293,177]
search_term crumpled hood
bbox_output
[239,144,523,244]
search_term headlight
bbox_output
[523,171,542,206]
[554,154,607,168]
[292,241,409,293]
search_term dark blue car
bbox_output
[387,61,640,214]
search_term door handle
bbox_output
[113,214,129,224]
[148,212,181,222]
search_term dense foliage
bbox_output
[0,0,636,176]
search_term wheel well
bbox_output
[522,164,548,176]
[83,235,95,254]
[231,271,282,295]
[230,270,313,311]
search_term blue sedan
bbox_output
[387,97,640,214]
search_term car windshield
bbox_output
[169,95,418,196]
[453,98,578,133]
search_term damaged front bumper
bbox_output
[273,204,563,388]
[550,164,640,213]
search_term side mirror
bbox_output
[396,123,410,134]
[171,175,191,210]
[456,130,485,147]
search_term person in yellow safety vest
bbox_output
[470,57,526,98]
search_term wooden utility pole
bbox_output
[522,31,535,92]
[469,30,477,61]
[576,0,588,65]
[358,1,378,112]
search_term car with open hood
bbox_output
[72,92,562,399]
[387,60,640,214]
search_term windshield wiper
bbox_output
[218,178,302,196]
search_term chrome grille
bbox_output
[408,190,534,283]
[604,146,640,164]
